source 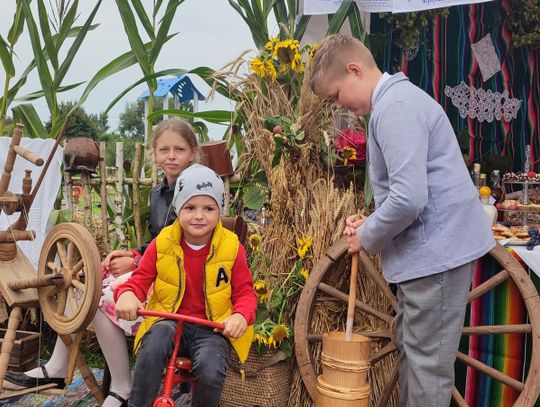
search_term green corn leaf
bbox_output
[327,1,353,35]
[0,35,15,77]
[104,66,187,113]
[21,0,54,112]
[37,0,58,70]
[115,0,152,77]
[53,0,102,89]
[16,81,86,102]
[149,0,183,64]
[8,0,25,45]
[56,0,79,50]
[154,0,165,18]
[12,104,48,138]
[348,3,366,42]
[149,109,235,125]
[189,66,241,102]
[131,0,155,40]
[294,15,310,42]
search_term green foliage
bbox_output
[379,8,449,51]
[45,101,98,139]
[118,100,145,138]
[506,0,540,49]
[89,111,110,135]
[98,132,144,167]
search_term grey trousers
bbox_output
[395,261,475,407]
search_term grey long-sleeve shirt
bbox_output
[358,73,495,283]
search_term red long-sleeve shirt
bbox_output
[114,238,257,324]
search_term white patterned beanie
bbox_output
[172,164,224,215]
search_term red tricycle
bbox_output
[137,309,225,407]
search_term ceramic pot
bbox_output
[63,137,99,173]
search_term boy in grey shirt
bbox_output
[309,34,495,406]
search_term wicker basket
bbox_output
[220,346,291,407]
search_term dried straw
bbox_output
[218,59,395,406]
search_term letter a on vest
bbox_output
[216,266,229,286]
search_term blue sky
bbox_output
[0,1,271,139]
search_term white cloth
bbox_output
[0,137,63,268]
[509,246,540,278]
[302,0,494,14]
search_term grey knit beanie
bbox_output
[172,164,225,215]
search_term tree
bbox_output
[89,111,110,136]
[118,101,144,138]
[45,101,97,139]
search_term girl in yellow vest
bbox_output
[115,164,257,407]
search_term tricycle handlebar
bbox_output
[137,308,225,331]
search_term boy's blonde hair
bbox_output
[309,34,377,94]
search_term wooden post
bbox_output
[64,172,73,211]
[345,254,359,341]
[81,171,92,225]
[114,142,126,248]
[224,176,230,214]
[0,306,22,391]
[133,143,142,246]
[99,142,109,253]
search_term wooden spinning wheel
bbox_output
[294,238,540,406]
[38,223,102,335]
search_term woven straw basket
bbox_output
[220,346,291,407]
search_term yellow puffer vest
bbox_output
[133,219,254,364]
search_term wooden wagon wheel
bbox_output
[37,222,102,334]
[295,238,540,406]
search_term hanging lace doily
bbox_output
[444,82,521,122]
[471,33,501,82]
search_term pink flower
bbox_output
[335,128,366,165]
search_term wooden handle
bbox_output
[345,253,359,341]
[13,145,44,166]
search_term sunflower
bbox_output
[267,334,278,348]
[265,37,279,53]
[341,146,357,166]
[271,324,289,343]
[265,60,277,81]
[249,233,262,250]
[249,57,266,78]
[274,39,303,72]
[254,333,268,346]
[254,280,269,302]
[299,267,309,280]
[309,43,318,62]
[296,236,313,259]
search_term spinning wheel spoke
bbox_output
[468,270,509,303]
[359,252,398,312]
[71,279,86,293]
[56,290,67,315]
[462,324,531,335]
[68,287,79,315]
[369,342,397,365]
[47,261,59,273]
[71,259,84,276]
[318,282,393,323]
[66,242,75,269]
[376,361,399,407]
[456,352,524,392]
[56,241,68,267]
[452,387,468,407]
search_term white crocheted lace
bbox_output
[444,82,521,122]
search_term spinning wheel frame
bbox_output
[294,238,540,407]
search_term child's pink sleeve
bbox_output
[230,244,257,324]
[114,239,158,303]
